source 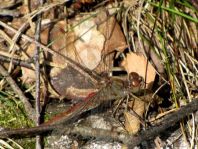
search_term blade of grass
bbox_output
[148,2,198,23]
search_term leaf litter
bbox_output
[0,0,197,148]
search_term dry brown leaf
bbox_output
[20,19,100,98]
[134,38,165,74]
[20,9,127,99]
[48,21,74,77]
[124,99,146,134]
[121,52,156,89]
[96,11,127,54]
[21,9,127,83]
[93,10,127,73]
[74,18,105,70]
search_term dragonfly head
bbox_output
[128,72,144,93]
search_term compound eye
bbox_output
[129,72,142,87]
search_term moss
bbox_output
[0,90,35,148]
[0,90,34,128]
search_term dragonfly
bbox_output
[42,71,144,126]
[0,70,146,140]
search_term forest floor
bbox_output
[0,0,197,148]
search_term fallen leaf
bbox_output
[121,52,156,89]
[20,9,127,99]
[124,99,146,134]
[94,10,127,73]
[74,18,105,70]
[96,10,127,54]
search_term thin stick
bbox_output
[0,55,32,69]
[34,0,44,148]
[34,6,42,129]
[0,98,197,148]
[0,64,36,121]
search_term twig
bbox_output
[125,98,198,148]
[34,18,42,149]
[34,0,44,148]
[0,55,32,69]
[34,9,42,127]
[0,96,197,148]
[0,64,36,121]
